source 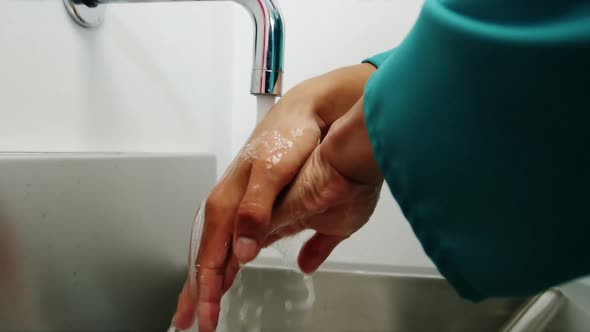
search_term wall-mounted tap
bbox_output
[64,0,285,96]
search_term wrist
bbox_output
[321,97,383,185]
[286,64,376,133]
[314,64,377,125]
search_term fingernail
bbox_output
[235,237,258,262]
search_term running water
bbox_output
[255,95,276,122]
[167,202,206,332]
[169,96,315,331]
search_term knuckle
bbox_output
[269,161,292,178]
[298,163,351,212]
[295,177,319,212]
[205,186,224,214]
[254,159,287,182]
[204,198,217,215]
[321,169,353,201]
[237,201,269,227]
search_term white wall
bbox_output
[229,0,425,157]
[0,0,432,268]
[230,0,433,267]
[0,1,234,174]
[4,1,590,304]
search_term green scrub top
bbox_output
[363,0,590,301]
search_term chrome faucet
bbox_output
[64,0,285,96]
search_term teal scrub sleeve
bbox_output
[363,0,590,301]
[363,48,396,68]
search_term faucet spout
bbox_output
[66,0,285,96]
[235,0,284,96]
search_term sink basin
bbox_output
[219,262,530,332]
[220,261,590,332]
[0,153,586,332]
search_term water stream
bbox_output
[169,96,316,331]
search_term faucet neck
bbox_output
[237,0,284,95]
[66,0,285,96]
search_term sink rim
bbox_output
[250,257,442,279]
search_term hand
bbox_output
[172,64,377,332]
[266,98,384,273]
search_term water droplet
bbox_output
[284,300,293,311]
[291,128,304,138]
[263,289,273,300]
[239,303,248,321]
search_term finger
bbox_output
[234,127,321,263]
[173,281,196,330]
[195,191,243,332]
[262,223,305,247]
[222,253,240,294]
[262,234,282,248]
[298,233,345,274]
[233,162,294,263]
[190,160,250,332]
[198,289,221,332]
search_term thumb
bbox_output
[298,233,345,274]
